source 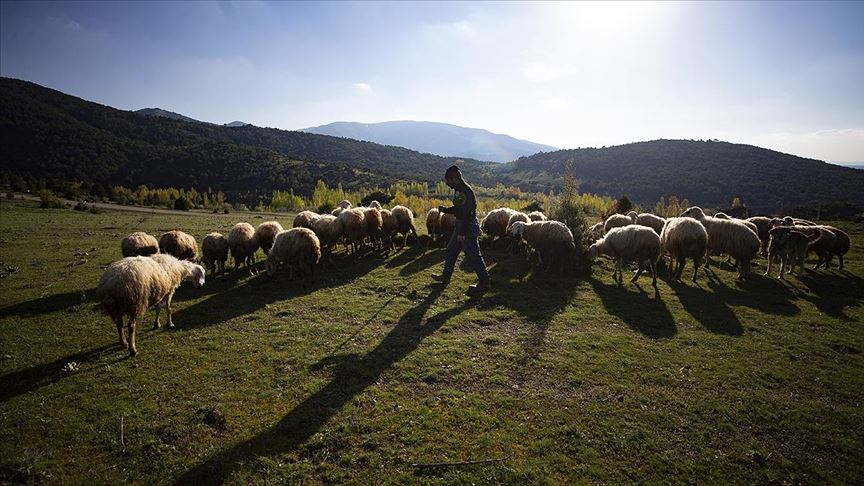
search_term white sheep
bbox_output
[255,221,285,255]
[589,225,661,289]
[121,232,159,257]
[368,200,382,210]
[293,211,320,230]
[635,213,666,236]
[201,232,229,276]
[425,208,440,243]
[508,221,575,273]
[659,217,707,283]
[527,211,547,222]
[228,222,260,273]
[363,206,384,248]
[330,200,352,216]
[158,230,198,261]
[391,205,417,247]
[338,207,367,253]
[96,254,204,356]
[481,208,517,240]
[681,206,760,279]
[380,209,399,250]
[311,214,344,262]
[266,228,321,288]
[603,213,636,233]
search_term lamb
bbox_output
[121,232,159,257]
[311,214,344,262]
[391,205,417,247]
[330,200,352,216]
[681,207,760,279]
[201,232,229,276]
[266,228,321,288]
[659,217,708,283]
[96,254,205,356]
[508,221,575,273]
[765,226,814,279]
[293,211,320,230]
[528,211,547,222]
[425,208,440,243]
[589,225,662,289]
[158,230,198,261]
[363,206,384,248]
[603,213,636,233]
[228,222,260,273]
[338,207,368,253]
[380,209,399,250]
[635,213,666,236]
[255,221,285,255]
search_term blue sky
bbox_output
[2,1,862,162]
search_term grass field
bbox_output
[1,199,862,484]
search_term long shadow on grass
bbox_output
[672,282,742,336]
[704,269,800,317]
[795,271,864,321]
[176,286,476,484]
[0,288,94,318]
[588,276,677,338]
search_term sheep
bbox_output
[311,214,344,262]
[255,221,285,255]
[201,232,229,276]
[659,217,708,283]
[635,213,666,236]
[380,209,398,250]
[363,206,384,248]
[368,200,382,210]
[481,207,517,240]
[588,222,605,239]
[603,213,636,233]
[425,208,440,243]
[714,212,730,219]
[682,207,760,279]
[96,255,204,356]
[391,205,417,247]
[505,212,531,252]
[293,211,320,230]
[765,226,814,279]
[436,212,456,244]
[747,216,774,255]
[158,230,198,261]
[266,228,321,288]
[330,200,352,216]
[121,232,159,257]
[589,225,662,289]
[808,225,850,270]
[508,221,575,273]
[528,211,547,222]
[338,207,367,253]
[228,222,260,273]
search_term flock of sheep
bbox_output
[95,200,853,356]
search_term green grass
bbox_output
[1,199,862,484]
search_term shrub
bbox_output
[550,161,592,271]
[360,191,393,207]
[37,189,66,209]
[317,203,334,214]
[73,201,90,211]
[174,195,191,211]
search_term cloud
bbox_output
[352,82,372,93]
[521,62,568,83]
[542,97,571,109]
[749,128,864,162]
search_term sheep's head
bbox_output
[184,263,206,288]
[507,221,528,238]
[338,200,352,210]
[588,242,600,260]
[369,200,382,209]
[714,212,730,219]
[626,211,638,221]
[680,206,704,219]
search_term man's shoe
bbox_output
[468,278,491,293]
[431,273,451,284]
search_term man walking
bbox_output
[431,165,491,293]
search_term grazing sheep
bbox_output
[228,222,260,273]
[747,216,774,255]
[808,225,851,270]
[311,214,344,262]
[589,225,662,289]
[481,207,517,240]
[331,200,352,217]
[380,209,398,250]
[436,212,456,244]
[425,208,440,243]
[368,200,382,210]
[635,213,666,236]
[121,232,159,257]
[714,212,730,219]
[603,213,636,233]
[96,255,204,356]
[765,227,814,279]
[589,222,605,239]
[683,207,760,279]
[508,221,575,273]
[255,221,285,255]
[363,206,384,248]
[293,211,320,230]
[266,228,321,288]
[391,205,417,247]
[528,211,547,222]
[158,230,198,261]
[201,232,229,276]
[338,207,368,253]
[505,211,531,252]
[659,217,708,283]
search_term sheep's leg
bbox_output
[674,256,685,281]
[127,317,137,356]
[692,257,700,283]
[778,256,787,280]
[650,261,658,289]
[839,253,845,270]
[764,253,774,276]
[153,301,162,329]
[166,291,175,328]
[115,318,128,350]
[631,262,645,283]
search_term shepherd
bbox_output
[431,164,491,293]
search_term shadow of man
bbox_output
[176,285,478,484]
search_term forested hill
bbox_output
[0,78,496,195]
[494,140,864,212]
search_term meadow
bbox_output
[0,199,862,484]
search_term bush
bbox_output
[360,191,393,207]
[174,195,191,211]
[607,196,633,217]
[73,201,90,211]
[317,203,334,214]
[37,189,66,209]
[222,207,230,214]
[550,162,592,271]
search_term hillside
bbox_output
[0,78,496,197]
[302,120,557,163]
[494,140,864,212]
[135,107,200,123]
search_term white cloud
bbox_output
[352,82,372,92]
[521,62,568,83]
[541,97,571,109]
[748,128,864,162]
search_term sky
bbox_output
[1,1,863,163]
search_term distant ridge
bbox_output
[224,121,249,127]
[134,108,199,123]
[301,120,557,163]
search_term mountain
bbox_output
[301,120,557,163]
[495,140,864,212]
[224,121,249,127]
[134,107,200,123]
